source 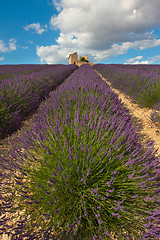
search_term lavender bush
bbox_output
[0,65,160,239]
[0,64,78,138]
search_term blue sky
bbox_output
[1,0,160,65]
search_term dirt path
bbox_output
[96,71,160,157]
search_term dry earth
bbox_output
[0,70,160,240]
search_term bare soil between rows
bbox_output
[97,72,160,157]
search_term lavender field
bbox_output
[93,64,160,128]
[0,64,160,239]
[93,64,160,111]
[0,64,78,138]
[0,64,50,81]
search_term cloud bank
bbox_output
[37,0,160,64]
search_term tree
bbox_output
[80,57,89,63]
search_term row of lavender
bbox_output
[0,64,78,138]
[93,64,160,110]
[93,64,160,127]
[0,64,51,81]
[1,65,159,239]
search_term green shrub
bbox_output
[80,57,89,63]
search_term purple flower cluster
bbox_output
[0,64,78,137]
[0,65,159,239]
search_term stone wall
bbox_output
[84,55,88,61]
[69,52,78,64]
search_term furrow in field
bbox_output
[96,71,160,157]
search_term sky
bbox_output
[1,0,160,65]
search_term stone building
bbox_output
[68,52,78,65]
[68,52,94,66]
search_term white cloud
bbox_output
[0,40,8,53]
[0,56,4,61]
[0,39,17,53]
[36,45,70,64]
[124,56,143,64]
[24,23,46,34]
[148,55,160,63]
[9,39,16,51]
[132,60,150,64]
[22,46,28,49]
[37,0,160,63]
[52,0,62,12]
[124,55,160,64]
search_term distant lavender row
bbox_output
[0,64,51,81]
[1,65,159,239]
[0,64,78,137]
[93,64,160,110]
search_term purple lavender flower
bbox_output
[63,172,67,179]
[97,206,101,209]
[128,170,135,179]
[91,188,98,194]
[108,188,114,193]
[105,229,110,236]
[95,213,100,218]
[98,219,103,225]
[87,168,91,176]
